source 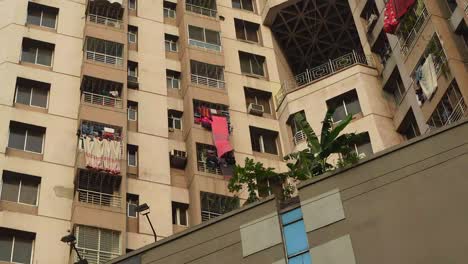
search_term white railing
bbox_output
[87,14,123,29]
[77,189,122,208]
[189,39,222,52]
[191,74,225,89]
[275,51,374,106]
[197,161,222,175]
[76,248,120,264]
[163,8,176,18]
[86,51,123,67]
[82,91,123,108]
[201,210,222,222]
[445,99,467,125]
[186,3,217,17]
[293,130,307,145]
[398,6,429,57]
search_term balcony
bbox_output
[170,150,187,169]
[191,74,225,89]
[397,5,429,57]
[77,189,122,208]
[186,3,217,17]
[188,39,221,52]
[428,82,467,129]
[201,210,221,222]
[197,160,222,175]
[275,51,375,106]
[87,14,123,29]
[81,76,123,109]
[82,91,123,108]
[85,37,124,67]
[86,51,123,67]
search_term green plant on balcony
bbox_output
[397,0,426,42]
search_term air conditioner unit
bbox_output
[248,103,264,116]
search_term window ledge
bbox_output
[26,23,57,33]
[0,200,38,215]
[6,147,43,161]
[19,61,52,71]
[14,103,48,114]
[237,39,262,46]
[252,151,281,160]
[243,73,267,80]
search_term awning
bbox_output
[211,116,233,158]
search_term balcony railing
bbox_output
[188,39,222,52]
[77,189,122,208]
[197,161,222,175]
[87,14,123,29]
[82,91,123,108]
[185,3,217,17]
[201,210,222,222]
[445,99,467,125]
[191,74,225,89]
[86,51,123,67]
[293,130,307,145]
[275,51,374,106]
[398,6,429,57]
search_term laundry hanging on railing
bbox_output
[415,53,438,100]
[83,136,122,174]
[384,0,399,33]
[393,0,416,19]
[211,116,235,179]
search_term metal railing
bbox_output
[188,39,222,52]
[445,99,467,125]
[86,51,123,67]
[191,74,225,89]
[197,161,222,175]
[398,6,429,57]
[76,248,120,264]
[275,51,374,106]
[77,189,122,208]
[201,210,222,222]
[82,91,123,108]
[163,8,176,18]
[293,130,307,145]
[186,3,217,17]
[87,14,123,29]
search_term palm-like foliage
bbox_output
[285,109,367,179]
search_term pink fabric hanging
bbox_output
[393,0,416,19]
[211,116,233,158]
[384,0,399,33]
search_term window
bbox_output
[190,60,224,81]
[8,121,45,154]
[351,132,373,158]
[26,2,58,29]
[244,87,272,114]
[1,171,40,206]
[128,26,138,43]
[168,110,183,130]
[0,228,35,264]
[165,34,178,52]
[385,69,406,104]
[398,109,421,140]
[127,145,138,167]
[232,0,254,12]
[281,208,311,264]
[85,37,124,66]
[166,70,181,89]
[427,81,467,128]
[172,202,189,226]
[234,19,259,43]
[127,101,138,121]
[239,51,265,77]
[21,38,54,67]
[129,0,137,10]
[163,1,176,18]
[75,225,120,264]
[200,191,239,222]
[249,126,279,155]
[186,0,217,17]
[188,25,221,51]
[126,193,139,218]
[326,89,362,122]
[14,78,50,109]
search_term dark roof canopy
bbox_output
[271,0,362,75]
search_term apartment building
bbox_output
[0,0,466,264]
[110,120,468,264]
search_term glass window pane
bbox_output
[77,226,99,250]
[188,26,204,41]
[174,119,182,129]
[252,56,264,76]
[128,203,137,217]
[41,12,56,28]
[283,220,309,256]
[263,135,277,155]
[128,151,136,166]
[205,30,220,45]
[281,208,303,225]
[173,79,179,88]
[241,0,254,11]
[30,88,48,108]
[19,178,38,205]
[289,252,311,264]
[240,54,251,74]
[1,175,20,202]
[36,48,52,66]
[21,47,37,64]
[16,86,32,105]
[235,20,246,40]
[0,233,13,261]
[166,77,172,88]
[27,9,41,26]
[346,98,362,115]
[332,104,346,122]
[12,236,33,264]
[8,126,26,150]
[25,129,43,153]
[179,208,187,226]
[246,27,258,42]
[232,0,242,9]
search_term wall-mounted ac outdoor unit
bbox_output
[248,103,264,116]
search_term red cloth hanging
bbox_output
[211,115,233,158]
[393,0,416,19]
[384,0,399,34]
